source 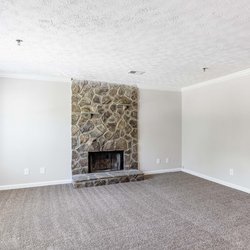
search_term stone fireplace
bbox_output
[88,150,124,173]
[71,80,139,176]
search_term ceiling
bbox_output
[1,0,250,90]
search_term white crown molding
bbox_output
[143,168,182,175]
[182,169,250,194]
[0,179,72,191]
[0,73,182,91]
[181,68,250,92]
[0,73,70,83]
[138,84,181,92]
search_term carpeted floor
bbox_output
[0,172,250,250]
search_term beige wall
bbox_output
[139,89,182,171]
[182,74,250,190]
[0,77,72,186]
[2,74,250,190]
[0,77,182,187]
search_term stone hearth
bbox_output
[72,170,144,188]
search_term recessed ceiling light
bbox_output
[16,39,23,46]
[39,19,53,25]
[128,71,145,75]
[39,19,51,23]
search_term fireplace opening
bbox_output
[88,151,124,173]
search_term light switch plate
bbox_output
[40,167,46,174]
[229,168,234,176]
[24,168,29,175]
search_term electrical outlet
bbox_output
[165,158,169,164]
[156,158,161,164]
[229,168,234,176]
[24,168,29,175]
[40,167,46,174]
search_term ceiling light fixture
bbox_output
[39,19,52,24]
[128,71,145,75]
[16,39,23,46]
[203,67,208,72]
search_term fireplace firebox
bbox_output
[88,151,124,173]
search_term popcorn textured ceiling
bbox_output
[0,0,250,89]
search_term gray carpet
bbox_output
[0,172,250,250]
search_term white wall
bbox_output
[0,77,182,187]
[2,74,250,190]
[139,89,182,172]
[182,74,250,190]
[0,77,72,187]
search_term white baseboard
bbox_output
[0,179,72,191]
[143,168,182,175]
[1,169,249,194]
[182,169,250,194]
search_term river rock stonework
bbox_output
[71,80,138,175]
